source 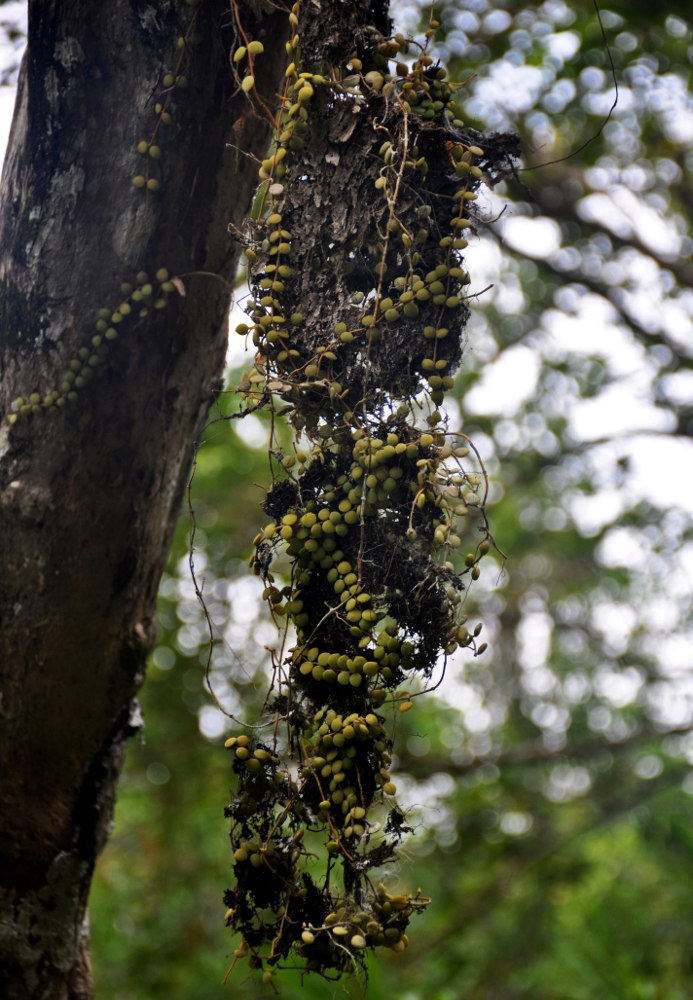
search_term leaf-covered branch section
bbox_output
[222,0,518,985]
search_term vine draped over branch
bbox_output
[222,0,518,986]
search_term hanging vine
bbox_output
[223,0,519,987]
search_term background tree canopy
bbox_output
[3,0,691,996]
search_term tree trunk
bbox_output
[0,2,287,996]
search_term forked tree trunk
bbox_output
[0,2,287,995]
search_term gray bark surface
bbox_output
[0,2,286,995]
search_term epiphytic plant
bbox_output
[223,0,518,985]
[5,4,203,424]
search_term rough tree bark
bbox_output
[0,2,287,996]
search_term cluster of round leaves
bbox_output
[223,710,428,980]
[226,421,490,978]
[258,424,488,656]
[5,2,207,427]
[224,0,510,983]
[233,13,496,419]
[7,269,176,424]
[131,14,204,193]
[232,37,267,95]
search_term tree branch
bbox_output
[0,2,288,995]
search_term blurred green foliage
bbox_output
[90,1,693,997]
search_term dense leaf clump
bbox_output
[224,0,517,983]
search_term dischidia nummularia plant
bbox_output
[4,3,205,424]
[221,0,519,987]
